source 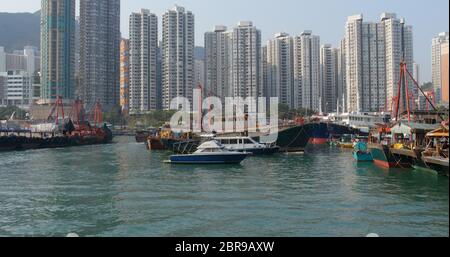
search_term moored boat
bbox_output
[309,122,366,145]
[309,123,329,144]
[353,141,373,162]
[214,136,279,155]
[146,136,165,150]
[135,129,154,143]
[167,140,248,164]
[255,123,315,152]
[367,126,398,168]
[389,122,439,169]
[337,134,354,149]
[419,123,449,176]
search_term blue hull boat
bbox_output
[169,153,247,164]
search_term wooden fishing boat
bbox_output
[367,125,399,168]
[353,141,373,162]
[146,136,165,150]
[418,123,449,176]
[389,122,440,168]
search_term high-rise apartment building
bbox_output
[337,39,347,112]
[40,0,75,102]
[79,0,121,110]
[74,16,80,97]
[344,14,386,112]
[229,22,261,102]
[162,5,195,110]
[333,47,346,113]
[0,47,5,73]
[0,70,33,108]
[74,17,80,76]
[129,9,158,113]
[194,46,205,90]
[344,13,413,113]
[383,14,414,111]
[0,46,40,75]
[267,33,294,108]
[120,39,130,115]
[413,63,420,86]
[294,31,321,110]
[431,32,449,104]
[194,59,205,89]
[0,76,5,106]
[260,45,269,107]
[441,42,449,105]
[320,44,337,113]
[0,46,40,108]
[205,26,231,101]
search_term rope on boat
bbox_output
[286,125,310,148]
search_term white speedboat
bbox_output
[167,140,248,164]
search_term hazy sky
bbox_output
[1,0,448,82]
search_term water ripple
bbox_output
[0,136,448,237]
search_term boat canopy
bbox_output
[197,140,225,150]
[426,127,450,138]
[354,141,368,152]
[390,122,440,136]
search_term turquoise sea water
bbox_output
[0,136,448,237]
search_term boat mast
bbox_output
[393,61,445,122]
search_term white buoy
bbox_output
[366,233,379,237]
[66,233,79,237]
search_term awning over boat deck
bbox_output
[426,127,450,138]
[390,122,440,136]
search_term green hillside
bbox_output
[0,11,40,51]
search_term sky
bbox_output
[1,0,448,82]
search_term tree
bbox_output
[278,104,291,120]
[0,106,27,120]
[421,82,433,91]
[125,110,177,129]
[103,106,124,125]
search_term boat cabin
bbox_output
[390,122,440,150]
[195,140,227,153]
[423,125,449,159]
[368,125,392,146]
[214,136,265,150]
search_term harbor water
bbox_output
[0,136,448,237]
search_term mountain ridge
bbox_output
[0,11,41,51]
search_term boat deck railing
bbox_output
[172,140,200,154]
[0,130,65,138]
